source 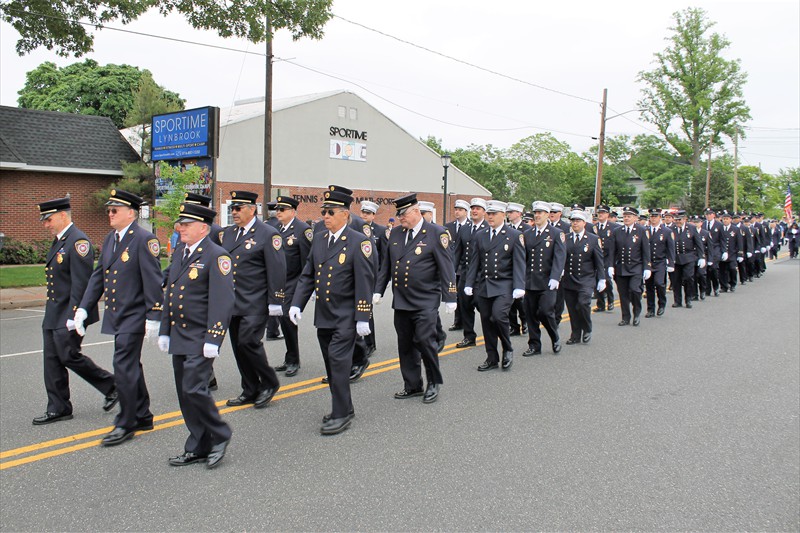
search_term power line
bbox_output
[332,13,601,106]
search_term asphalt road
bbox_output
[1,257,798,531]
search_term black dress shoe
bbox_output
[685,301,693,309]
[672,303,682,308]
[394,388,424,399]
[448,325,462,331]
[32,412,73,425]
[632,316,641,326]
[206,439,229,469]
[699,294,705,300]
[134,419,154,432]
[321,376,330,384]
[254,387,277,409]
[509,329,521,337]
[101,427,135,446]
[349,359,370,382]
[321,414,354,435]
[607,302,615,311]
[582,332,592,344]
[565,338,581,345]
[593,306,605,313]
[285,364,300,377]
[730,287,735,292]
[455,338,476,348]
[437,337,446,353]
[552,340,562,354]
[501,351,513,370]
[521,326,528,335]
[477,360,498,371]
[265,334,283,341]
[274,363,288,372]
[522,348,541,357]
[365,345,377,357]
[423,383,440,403]
[168,452,207,466]
[656,306,665,316]
[208,377,218,391]
[644,311,655,318]
[323,408,355,423]
[618,320,630,326]
[226,394,255,407]
[691,296,699,301]
[102,389,119,412]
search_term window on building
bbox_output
[349,107,358,120]
[338,106,346,118]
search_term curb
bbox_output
[1,298,47,310]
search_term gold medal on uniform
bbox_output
[415,246,422,255]
[504,244,509,251]
[287,237,294,246]
[121,249,130,262]
[57,253,63,264]
[338,253,346,264]
[189,267,198,280]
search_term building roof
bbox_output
[0,106,141,174]
[220,90,345,127]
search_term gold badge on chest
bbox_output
[415,246,422,255]
[121,249,130,262]
[56,253,63,264]
[339,253,346,264]
[189,267,199,280]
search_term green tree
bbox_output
[90,161,155,213]
[152,162,205,231]
[637,8,751,170]
[624,134,694,208]
[18,60,183,128]
[124,71,185,160]
[688,155,734,214]
[2,0,333,57]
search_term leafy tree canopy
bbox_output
[1,0,333,57]
[18,59,184,128]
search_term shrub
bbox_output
[0,238,52,265]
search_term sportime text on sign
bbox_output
[152,106,220,161]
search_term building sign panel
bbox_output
[152,106,219,161]
[330,140,367,162]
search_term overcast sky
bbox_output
[1,0,798,175]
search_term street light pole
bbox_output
[441,153,451,225]
[593,88,608,208]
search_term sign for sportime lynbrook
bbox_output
[151,106,220,161]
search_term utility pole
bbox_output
[263,16,273,206]
[593,88,608,208]
[733,130,739,211]
[705,144,712,208]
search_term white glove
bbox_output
[158,335,170,353]
[268,304,283,317]
[737,256,744,263]
[73,308,88,337]
[445,302,457,314]
[596,279,607,292]
[372,293,382,305]
[203,342,219,358]
[288,306,302,325]
[145,319,160,341]
[356,321,371,336]
[721,252,729,261]
[761,247,766,254]
[667,266,675,273]
[608,267,615,277]
[512,289,525,299]
[698,258,706,268]
[708,262,714,266]
[643,269,652,281]
[464,287,473,296]
[548,279,559,290]
[746,252,752,258]
[65,319,76,331]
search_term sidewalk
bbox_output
[0,286,47,310]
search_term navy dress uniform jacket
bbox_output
[454,220,488,277]
[612,224,652,277]
[720,225,744,259]
[592,222,617,268]
[292,226,375,328]
[80,221,163,334]
[44,224,99,330]
[562,232,605,291]
[523,225,566,290]
[704,220,723,262]
[465,225,526,298]
[160,236,235,353]
[220,218,287,315]
[674,225,705,265]
[376,221,458,310]
[645,224,676,271]
[279,218,313,297]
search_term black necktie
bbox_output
[236,227,245,241]
[574,233,579,243]
[406,230,414,246]
[280,225,286,233]
[113,233,120,253]
[328,235,335,248]
[490,229,496,241]
[470,224,476,235]
[182,247,190,265]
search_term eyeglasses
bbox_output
[320,208,340,217]
[231,205,244,212]
[106,208,119,215]
[276,207,291,212]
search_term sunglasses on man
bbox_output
[320,208,343,217]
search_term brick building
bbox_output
[0,106,141,246]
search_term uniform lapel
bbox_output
[110,222,137,265]
[324,230,349,262]
[173,237,209,281]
